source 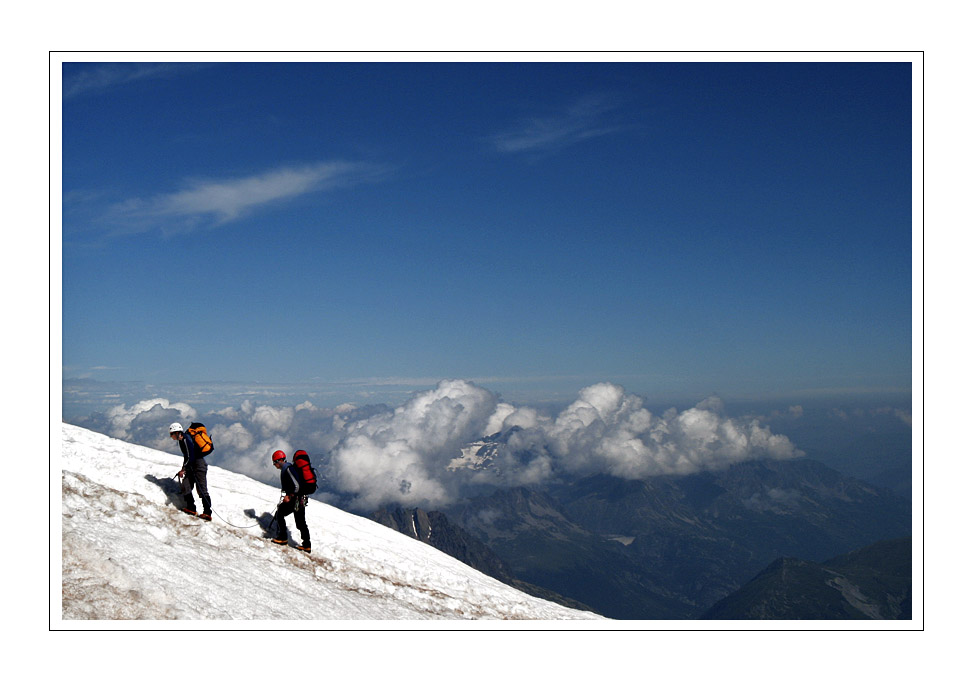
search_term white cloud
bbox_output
[62,63,195,99]
[508,384,803,480]
[871,406,912,426]
[326,380,803,507]
[101,397,196,448]
[251,404,295,438]
[327,380,499,509]
[491,94,625,155]
[211,422,253,452]
[105,161,382,233]
[484,403,517,435]
[232,437,297,482]
[70,398,195,457]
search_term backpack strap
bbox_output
[285,465,301,494]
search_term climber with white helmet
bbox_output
[169,421,213,521]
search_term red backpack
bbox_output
[293,450,318,494]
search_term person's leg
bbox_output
[295,499,310,551]
[180,468,197,513]
[193,460,211,516]
[271,500,293,544]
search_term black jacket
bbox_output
[280,464,302,496]
[177,433,202,466]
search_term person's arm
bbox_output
[282,466,301,501]
[178,438,190,474]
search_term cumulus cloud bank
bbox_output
[328,380,500,510]
[73,380,803,511]
[98,398,198,452]
[483,383,800,484]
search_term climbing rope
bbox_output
[211,510,264,529]
[168,471,268,529]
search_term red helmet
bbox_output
[271,450,286,463]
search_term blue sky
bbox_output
[60,59,914,411]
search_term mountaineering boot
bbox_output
[298,542,311,554]
[272,537,288,546]
[181,507,198,516]
[199,513,212,521]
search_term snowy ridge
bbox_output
[446,439,501,471]
[60,423,602,621]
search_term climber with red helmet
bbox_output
[269,450,311,553]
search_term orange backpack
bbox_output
[187,423,214,456]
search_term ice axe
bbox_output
[265,493,287,534]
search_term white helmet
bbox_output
[169,422,184,434]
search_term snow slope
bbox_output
[59,423,603,621]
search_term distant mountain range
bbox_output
[371,505,595,613]
[702,537,912,619]
[371,432,912,619]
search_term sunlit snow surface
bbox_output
[60,423,602,621]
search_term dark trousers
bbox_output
[180,459,211,514]
[273,496,310,546]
